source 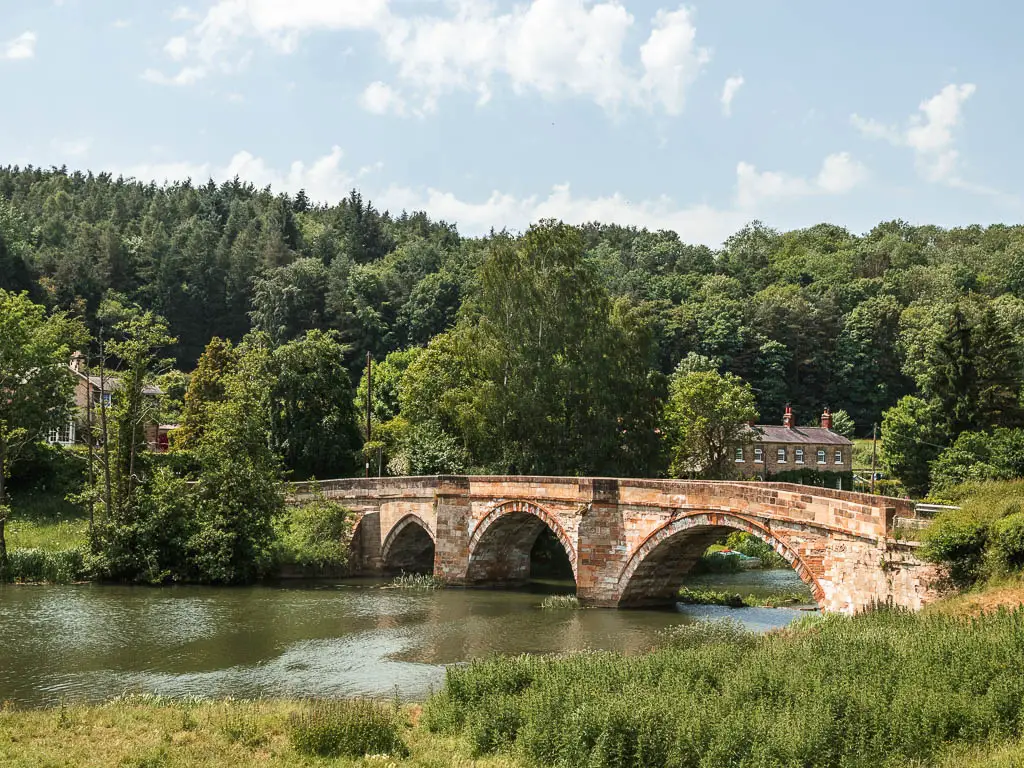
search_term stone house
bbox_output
[48,352,174,451]
[732,406,854,489]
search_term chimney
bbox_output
[821,407,832,431]
[70,351,86,373]
[783,404,794,429]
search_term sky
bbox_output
[1,0,1021,246]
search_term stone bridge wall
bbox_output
[290,476,939,614]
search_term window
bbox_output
[817,449,826,464]
[734,446,745,463]
[777,447,787,463]
[834,450,843,464]
[754,447,764,463]
[836,478,843,490]
[48,420,75,446]
[795,448,805,464]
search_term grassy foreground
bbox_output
[0,698,518,768]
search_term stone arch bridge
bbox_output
[290,476,939,614]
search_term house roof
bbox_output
[73,368,163,396]
[748,425,853,446]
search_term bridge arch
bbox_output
[615,510,825,608]
[466,500,577,586]
[381,514,436,575]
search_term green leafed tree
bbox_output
[178,337,238,449]
[663,368,759,480]
[267,330,362,480]
[880,395,947,498]
[0,290,86,567]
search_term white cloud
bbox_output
[165,36,189,61]
[113,145,866,246]
[51,138,92,158]
[142,66,206,86]
[736,152,867,208]
[157,0,711,115]
[852,83,976,184]
[720,75,743,116]
[360,81,406,116]
[639,7,710,115]
[816,151,869,194]
[113,19,132,30]
[4,31,37,60]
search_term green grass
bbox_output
[5,517,89,550]
[0,697,520,767]
[677,586,811,608]
[422,607,1024,768]
[540,594,582,610]
[387,572,446,590]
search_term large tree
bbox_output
[663,368,759,480]
[0,290,85,566]
[267,330,363,480]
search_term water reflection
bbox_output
[0,569,813,707]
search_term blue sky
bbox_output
[1,0,1021,245]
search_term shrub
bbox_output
[990,513,1024,571]
[273,496,353,572]
[921,514,989,587]
[287,699,408,759]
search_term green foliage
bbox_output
[177,337,236,449]
[0,289,86,566]
[387,572,445,590]
[922,482,1024,586]
[425,608,1024,768]
[827,409,856,438]
[539,594,581,610]
[930,429,1024,494]
[186,340,283,584]
[881,395,947,497]
[663,368,758,479]
[267,330,362,480]
[287,699,408,758]
[724,531,789,568]
[2,547,87,583]
[273,497,353,572]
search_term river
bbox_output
[0,569,813,708]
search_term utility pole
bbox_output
[870,423,878,495]
[365,351,372,479]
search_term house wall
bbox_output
[733,442,851,480]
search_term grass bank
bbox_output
[422,607,1024,768]
[0,697,518,768]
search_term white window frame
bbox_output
[734,446,745,463]
[834,450,843,465]
[48,419,75,446]
[754,447,764,464]
[777,447,787,463]
[817,449,827,465]
[795,448,805,464]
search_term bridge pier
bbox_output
[297,476,943,614]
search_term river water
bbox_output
[0,570,813,708]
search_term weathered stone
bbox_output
[289,477,940,614]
